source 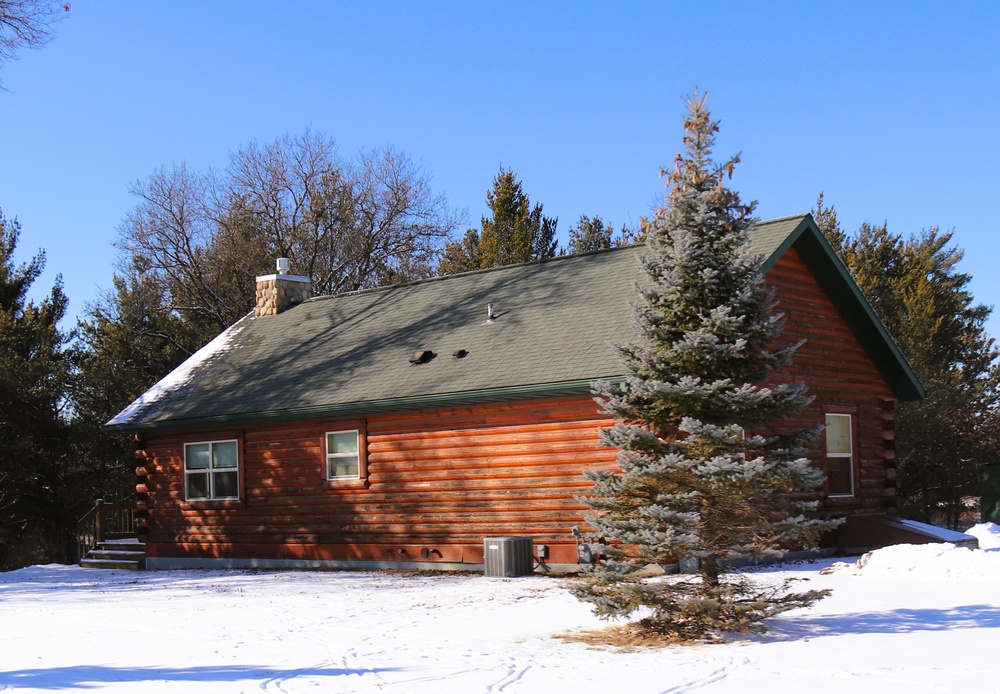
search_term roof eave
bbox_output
[101,377,621,435]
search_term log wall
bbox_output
[137,247,900,567]
[140,396,618,566]
[768,248,898,515]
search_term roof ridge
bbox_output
[307,214,811,305]
[752,212,811,226]
[307,243,641,304]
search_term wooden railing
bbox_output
[76,499,137,561]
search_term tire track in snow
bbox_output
[657,654,751,694]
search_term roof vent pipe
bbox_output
[276,258,290,275]
[487,302,495,322]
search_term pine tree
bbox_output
[438,229,483,275]
[70,266,199,514]
[567,215,616,254]
[891,229,1000,528]
[439,167,557,273]
[571,92,839,640]
[0,210,74,568]
[812,192,847,257]
[530,210,558,261]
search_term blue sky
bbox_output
[2,2,999,337]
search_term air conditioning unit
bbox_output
[483,536,534,577]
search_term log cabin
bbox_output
[103,214,937,571]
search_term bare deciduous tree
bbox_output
[0,0,68,84]
[114,131,460,346]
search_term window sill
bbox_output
[181,499,245,509]
[323,478,369,490]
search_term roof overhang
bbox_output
[105,378,617,435]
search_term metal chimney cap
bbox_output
[276,258,290,275]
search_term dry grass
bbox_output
[553,622,707,651]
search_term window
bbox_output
[326,429,360,479]
[185,440,240,500]
[825,413,854,496]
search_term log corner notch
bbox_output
[135,435,150,540]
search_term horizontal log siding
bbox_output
[768,248,898,516]
[141,395,618,565]
[138,247,900,565]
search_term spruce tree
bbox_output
[571,92,839,640]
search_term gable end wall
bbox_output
[768,247,898,515]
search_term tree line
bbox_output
[0,128,996,569]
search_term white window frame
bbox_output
[825,413,855,497]
[325,429,361,480]
[184,439,240,501]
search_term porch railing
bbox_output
[76,499,137,561]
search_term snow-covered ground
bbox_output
[5,525,1000,693]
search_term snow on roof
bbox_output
[105,317,249,428]
[895,517,978,544]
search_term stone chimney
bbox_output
[254,258,312,317]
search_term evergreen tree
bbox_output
[530,210,558,261]
[0,210,74,568]
[69,266,199,512]
[812,192,847,256]
[439,167,557,273]
[895,229,1000,519]
[438,228,483,275]
[567,215,616,254]
[571,93,838,640]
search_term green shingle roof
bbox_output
[105,214,924,433]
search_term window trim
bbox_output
[824,411,857,498]
[183,437,243,502]
[322,421,368,486]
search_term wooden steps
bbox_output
[80,540,146,570]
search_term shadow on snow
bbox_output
[0,664,404,690]
[758,604,1000,642]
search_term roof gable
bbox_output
[756,214,925,402]
[105,214,925,433]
